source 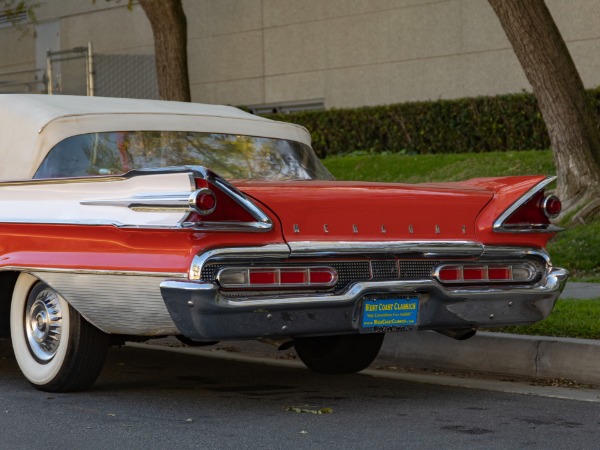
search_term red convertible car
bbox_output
[0,95,567,392]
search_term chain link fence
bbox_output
[94,53,158,99]
[0,42,159,99]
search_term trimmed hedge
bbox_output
[264,92,559,157]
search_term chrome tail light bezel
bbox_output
[493,176,563,233]
[433,262,541,285]
[181,166,273,232]
[216,266,339,290]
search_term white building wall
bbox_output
[0,0,599,108]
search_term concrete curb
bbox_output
[190,331,600,386]
[376,332,600,385]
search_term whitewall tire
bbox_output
[10,273,110,392]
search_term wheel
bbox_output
[10,274,110,392]
[294,333,385,374]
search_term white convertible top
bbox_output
[0,94,311,180]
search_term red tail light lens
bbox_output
[542,195,561,218]
[280,270,307,284]
[463,267,485,280]
[191,189,217,215]
[488,267,512,280]
[249,270,277,285]
[438,267,461,281]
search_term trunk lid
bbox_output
[233,179,495,242]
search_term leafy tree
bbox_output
[488,0,600,219]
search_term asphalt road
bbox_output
[1,339,599,450]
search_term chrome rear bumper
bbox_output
[160,267,568,341]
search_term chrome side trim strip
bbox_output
[496,224,564,233]
[0,218,273,231]
[287,241,484,258]
[479,246,551,264]
[493,176,564,233]
[4,267,187,277]
[80,192,193,211]
[189,244,291,280]
[20,166,197,187]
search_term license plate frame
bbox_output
[360,296,419,333]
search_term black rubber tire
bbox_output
[10,274,110,392]
[294,333,385,374]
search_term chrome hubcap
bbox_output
[25,287,62,362]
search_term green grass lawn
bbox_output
[547,221,600,282]
[322,149,600,339]
[488,298,600,339]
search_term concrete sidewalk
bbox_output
[561,281,600,299]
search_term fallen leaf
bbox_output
[285,406,333,414]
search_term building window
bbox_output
[0,9,27,29]
[248,99,325,115]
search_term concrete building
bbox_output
[1,0,600,111]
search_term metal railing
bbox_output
[0,68,47,93]
[47,42,94,96]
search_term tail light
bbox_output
[436,263,538,284]
[495,180,562,233]
[217,267,338,289]
[501,191,549,229]
[183,170,272,231]
[542,195,561,218]
[190,184,217,215]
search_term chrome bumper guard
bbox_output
[160,266,568,341]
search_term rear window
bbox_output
[34,131,333,181]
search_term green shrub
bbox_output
[264,90,600,157]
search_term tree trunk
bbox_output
[139,0,190,102]
[488,0,600,213]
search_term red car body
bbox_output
[0,95,567,392]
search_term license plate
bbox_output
[361,296,419,332]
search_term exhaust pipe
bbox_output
[435,328,477,341]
